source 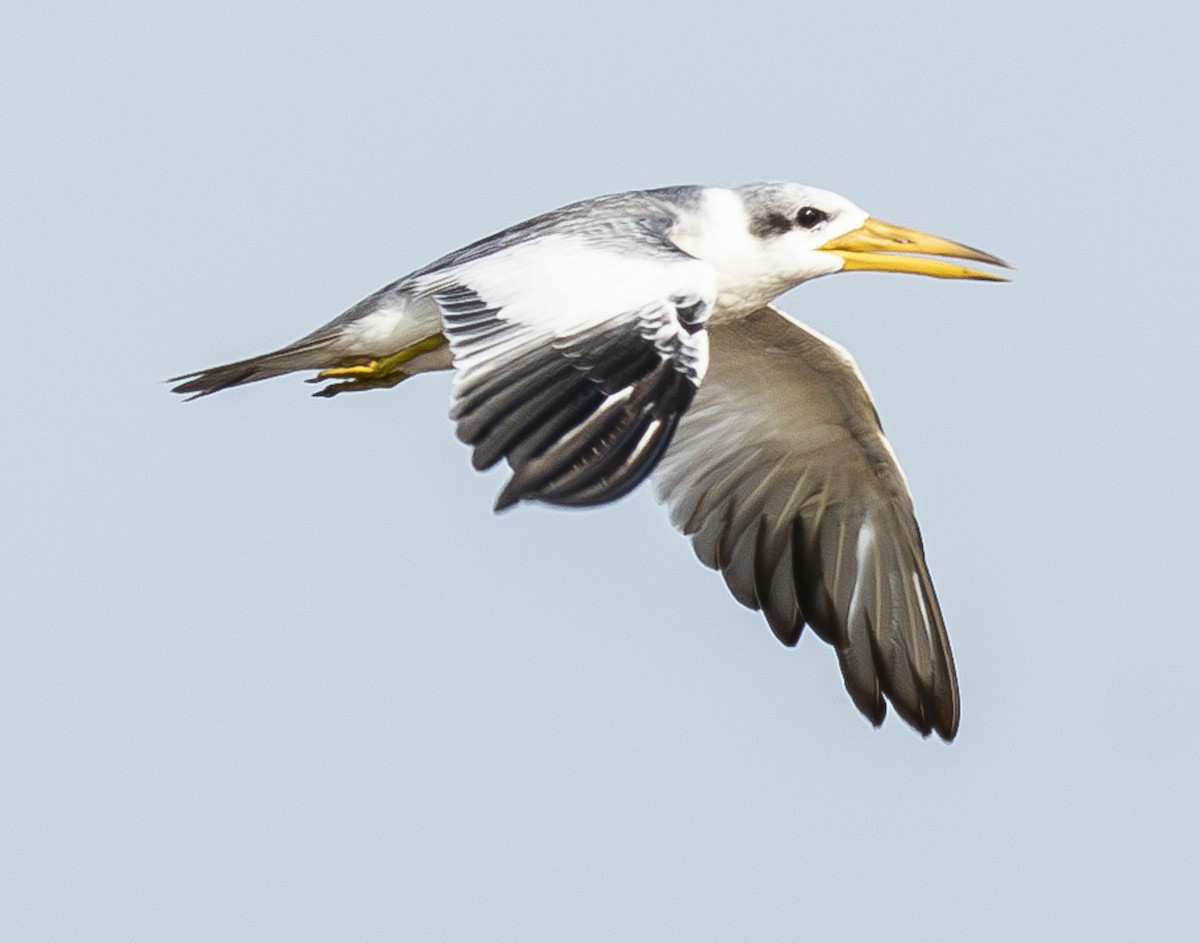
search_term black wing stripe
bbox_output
[452,345,567,421]
[589,346,661,394]
[454,356,582,449]
[497,385,650,508]
[533,369,693,505]
[507,386,608,467]
[469,374,603,472]
[460,349,636,475]
[494,406,628,509]
[438,286,706,511]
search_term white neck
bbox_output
[669,188,801,316]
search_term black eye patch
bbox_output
[749,212,795,239]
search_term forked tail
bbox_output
[168,338,333,400]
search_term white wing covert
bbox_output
[432,235,713,510]
[653,305,959,739]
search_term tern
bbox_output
[172,183,1010,740]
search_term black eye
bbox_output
[795,206,828,229]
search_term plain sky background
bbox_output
[3,1,1198,940]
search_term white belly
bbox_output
[339,291,448,373]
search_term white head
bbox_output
[669,182,1009,313]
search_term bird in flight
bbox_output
[172,183,1009,740]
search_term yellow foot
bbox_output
[310,371,409,398]
[308,334,447,398]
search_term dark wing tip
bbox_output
[841,669,888,730]
[840,667,958,741]
[493,482,522,512]
[835,632,959,742]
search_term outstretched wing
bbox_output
[653,305,959,740]
[430,234,714,510]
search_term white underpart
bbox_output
[670,189,767,315]
[343,293,443,360]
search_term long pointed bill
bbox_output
[820,217,1012,281]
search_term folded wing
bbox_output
[653,305,959,739]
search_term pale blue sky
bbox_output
[3,1,1198,940]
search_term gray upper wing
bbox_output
[653,305,959,739]
[409,187,703,280]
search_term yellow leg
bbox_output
[309,334,447,398]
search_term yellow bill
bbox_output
[820,217,1012,281]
